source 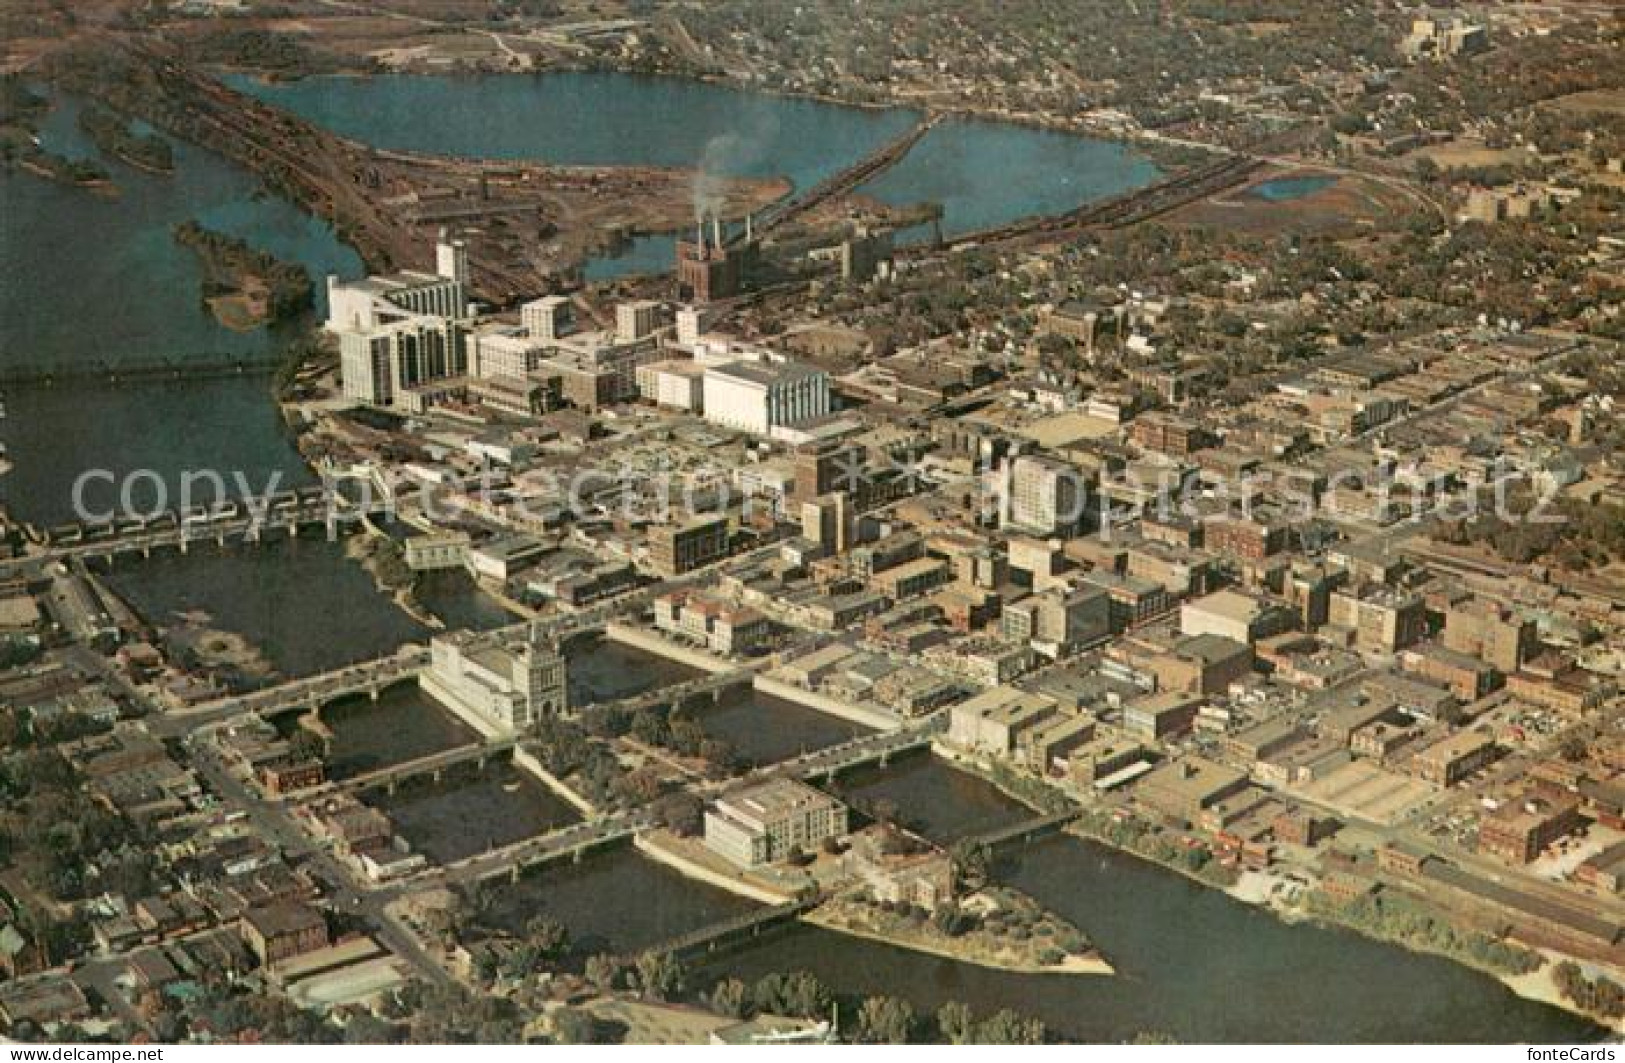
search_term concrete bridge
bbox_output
[157,649,431,737]
[23,495,383,572]
[584,667,757,717]
[340,736,520,796]
[777,715,945,783]
[431,809,653,887]
[634,898,817,962]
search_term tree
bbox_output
[525,917,570,960]
[635,951,685,1001]
[653,792,704,836]
[949,840,992,892]
[974,1009,1046,1045]
[936,1001,974,1045]
[342,1012,398,1044]
[551,1006,615,1044]
[854,995,915,1044]
[931,902,974,938]
[708,977,751,1019]
[584,953,624,994]
[752,971,831,1018]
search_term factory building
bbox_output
[676,215,756,303]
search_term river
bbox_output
[454,752,1596,1041]
[696,756,1599,1043]
[232,71,1158,271]
[0,92,358,529]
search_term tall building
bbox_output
[793,440,867,505]
[1443,597,1536,674]
[521,295,573,342]
[704,778,849,867]
[338,315,468,407]
[420,627,567,737]
[1003,455,1085,536]
[1001,584,1111,656]
[703,359,832,436]
[616,299,663,343]
[434,230,469,287]
[1329,586,1426,653]
[472,323,547,381]
[327,234,472,407]
[801,492,853,555]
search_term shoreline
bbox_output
[933,750,1616,1034]
[802,905,1114,978]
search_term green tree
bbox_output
[584,953,623,993]
[525,916,570,960]
[974,1009,1046,1044]
[635,951,685,1001]
[854,995,916,1044]
[708,978,751,1019]
[936,1001,974,1045]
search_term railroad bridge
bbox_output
[633,898,818,963]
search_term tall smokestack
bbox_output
[696,220,706,255]
[746,213,753,242]
[713,214,723,250]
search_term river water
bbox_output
[374,760,581,864]
[232,71,1158,269]
[1,93,358,529]
[697,756,1599,1044]
[453,753,1595,1041]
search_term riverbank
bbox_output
[1503,956,1625,1036]
[634,831,796,906]
[345,529,440,631]
[806,891,1112,978]
[934,746,1615,1034]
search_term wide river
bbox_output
[0,69,1600,1042]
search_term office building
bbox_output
[521,295,573,341]
[327,233,472,406]
[648,514,731,576]
[1003,455,1086,536]
[616,299,664,343]
[421,627,568,737]
[1443,597,1536,674]
[802,492,854,554]
[1329,586,1426,653]
[704,778,848,867]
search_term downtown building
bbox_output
[704,777,849,867]
[420,627,568,737]
[328,234,472,408]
